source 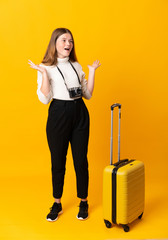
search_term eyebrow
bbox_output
[62,37,73,40]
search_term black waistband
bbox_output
[52,98,82,103]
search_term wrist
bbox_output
[88,66,96,72]
[42,69,47,74]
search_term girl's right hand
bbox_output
[28,60,47,74]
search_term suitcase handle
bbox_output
[113,159,129,167]
[111,103,121,110]
[110,103,122,165]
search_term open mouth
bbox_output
[64,48,70,51]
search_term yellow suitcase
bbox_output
[103,104,145,232]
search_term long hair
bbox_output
[41,28,77,66]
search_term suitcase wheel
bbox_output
[138,212,143,219]
[122,224,130,232]
[104,220,112,228]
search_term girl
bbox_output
[28,28,100,222]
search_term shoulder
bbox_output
[39,63,55,72]
[72,61,83,70]
[71,61,85,79]
[39,63,48,69]
[39,63,50,67]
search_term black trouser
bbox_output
[46,98,90,199]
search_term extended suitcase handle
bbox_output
[110,103,122,165]
[111,103,121,110]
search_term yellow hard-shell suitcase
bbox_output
[103,104,145,232]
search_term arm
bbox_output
[87,60,101,96]
[28,60,52,104]
[37,70,52,104]
[40,70,51,96]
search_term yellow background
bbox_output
[0,0,168,239]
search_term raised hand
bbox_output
[28,59,46,74]
[88,60,101,70]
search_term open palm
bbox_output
[28,60,46,73]
[88,60,101,70]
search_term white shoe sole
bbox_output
[46,210,63,222]
[76,215,88,221]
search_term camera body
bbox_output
[68,87,82,98]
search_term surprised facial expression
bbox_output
[56,33,74,58]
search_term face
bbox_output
[56,33,74,58]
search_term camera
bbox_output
[68,87,82,98]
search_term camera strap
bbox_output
[56,61,81,92]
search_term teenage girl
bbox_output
[28,28,101,222]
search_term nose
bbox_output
[68,40,73,46]
[66,40,70,45]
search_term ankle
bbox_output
[81,198,87,202]
[55,198,61,204]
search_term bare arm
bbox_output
[28,59,52,104]
[40,70,51,97]
[28,59,51,96]
[87,60,101,95]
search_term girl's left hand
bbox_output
[88,60,101,70]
